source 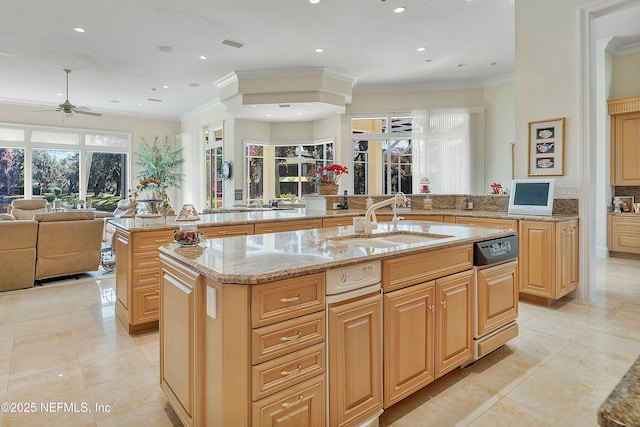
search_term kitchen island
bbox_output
[157,221,517,427]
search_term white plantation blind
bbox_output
[31,130,80,145]
[0,127,24,142]
[412,109,483,194]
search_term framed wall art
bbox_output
[528,117,565,176]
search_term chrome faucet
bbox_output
[363,192,407,233]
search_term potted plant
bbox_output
[51,186,62,208]
[307,164,348,195]
[134,136,185,215]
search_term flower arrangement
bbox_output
[490,182,503,194]
[129,177,171,216]
[307,164,349,187]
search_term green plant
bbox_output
[51,187,62,198]
[134,136,185,190]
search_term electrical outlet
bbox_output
[332,203,340,209]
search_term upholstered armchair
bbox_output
[8,199,51,220]
[34,211,104,281]
[0,220,38,291]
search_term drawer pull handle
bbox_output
[280,295,300,303]
[154,239,168,243]
[280,364,302,377]
[280,332,302,342]
[282,395,304,408]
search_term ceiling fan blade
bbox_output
[74,109,102,117]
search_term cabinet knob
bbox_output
[429,305,435,312]
[440,301,446,309]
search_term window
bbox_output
[0,124,130,213]
[205,125,223,209]
[351,111,481,194]
[246,140,334,203]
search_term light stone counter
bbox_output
[598,355,640,427]
[158,221,514,284]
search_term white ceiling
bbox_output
[0,0,638,122]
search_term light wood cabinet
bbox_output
[608,214,640,256]
[322,215,357,228]
[608,96,640,185]
[383,282,435,408]
[435,270,473,378]
[375,214,444,223]
[518,219,578,302]
[251,376,325,427]
[328,292,383,427]
[254,219,323,234]
[455,216,518,234]
[160,256,201,427]
[115,224,253,334]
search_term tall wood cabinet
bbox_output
[608,96,640,185]
[518,219,578,303]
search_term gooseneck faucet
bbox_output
[363,192,407,233]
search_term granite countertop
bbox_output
[110,207,577,232]
[158,221,514,285]
[598,355,640,427]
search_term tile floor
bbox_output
[0,257,638,426]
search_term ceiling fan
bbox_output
[38,69,102,117]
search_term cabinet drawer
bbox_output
[455,217,518,232]
[251,343,325,401]
[382,245,473,292]
[132,284,160,324]
[322,216,357,228]
[133,268,161,287]
[252,311,326,365]
[251,273,325,328]
[133,230,174,252]
[134,251,160,269]
[251,375,325,427]
[201,224,254,238]
[254,219,323,234]
[611,231,640,254]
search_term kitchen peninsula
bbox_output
[156,221,516,427]
[110,195,578,334]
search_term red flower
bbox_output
[490,182,502,194]
[307,164,348,186]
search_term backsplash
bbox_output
[614,186,640,203]
[323,194,579,215]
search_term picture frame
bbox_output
[528,117,565,176]
[615,196,634,213]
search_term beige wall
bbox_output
[483,82,516,190]
[611,51,640,99]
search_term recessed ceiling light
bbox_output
[158,45,173,53]
[57,93,63,97]
[189,82,200,87]
[393,6,406,13]
[297,113,303,116]
[162,85,169,89]
[417,47,426,52]
[309,0,320,3]
[138,103,144,107]
[315,48,324,53]
[266,113,272,117]
[199,55,207,60]
[73,27,86,33]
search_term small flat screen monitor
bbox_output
[508,179,555,216]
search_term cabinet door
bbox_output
[455,217,518,234]
[254,219,323,234]
[132,284,160,324]
[612,111,640,185]
[160,266,197,425]
[435,270,473,378]
[329,293,382,427]
[115,232,130,309]
[383,282,435,408]
[476,261,518,337]
[322,216,356,228]
[556,220,578,298]
[518,221,555,297]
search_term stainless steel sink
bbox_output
[334,232,452,249]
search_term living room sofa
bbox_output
[0,210,105,291]
[8,199,51,219]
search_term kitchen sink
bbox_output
[334,232,452,249]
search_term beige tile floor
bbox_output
[0,257,638,426]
